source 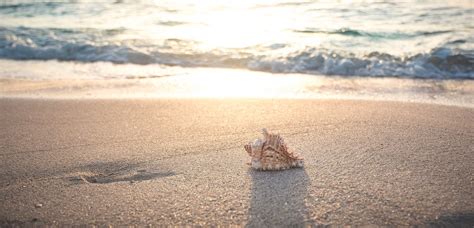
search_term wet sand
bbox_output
[0,98,473,226]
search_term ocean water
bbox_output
[0,1,473,104]
[0,0,473,78]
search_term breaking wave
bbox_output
[0,26,473,79]
[248,48,474,79]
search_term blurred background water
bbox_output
[0,0,473,79]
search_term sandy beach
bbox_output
[0,98,473,226]
[1,0,473,226]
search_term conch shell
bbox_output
[244,129,304,170]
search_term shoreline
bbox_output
[0,61,473,108]
[2,78,473,109]
[1,96,473,109]
[1,98,473,226]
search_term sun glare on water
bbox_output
[143,0,318,98]
[153,68,315,98]
[150,0,304,49]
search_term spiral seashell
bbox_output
[244,128,304,171]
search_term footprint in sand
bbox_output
[66,164,175,185]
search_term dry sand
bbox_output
[0,98,473,226]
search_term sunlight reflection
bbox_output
[154,0,301,49]
[159,68,316,98]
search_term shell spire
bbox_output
[244,129,304,171]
